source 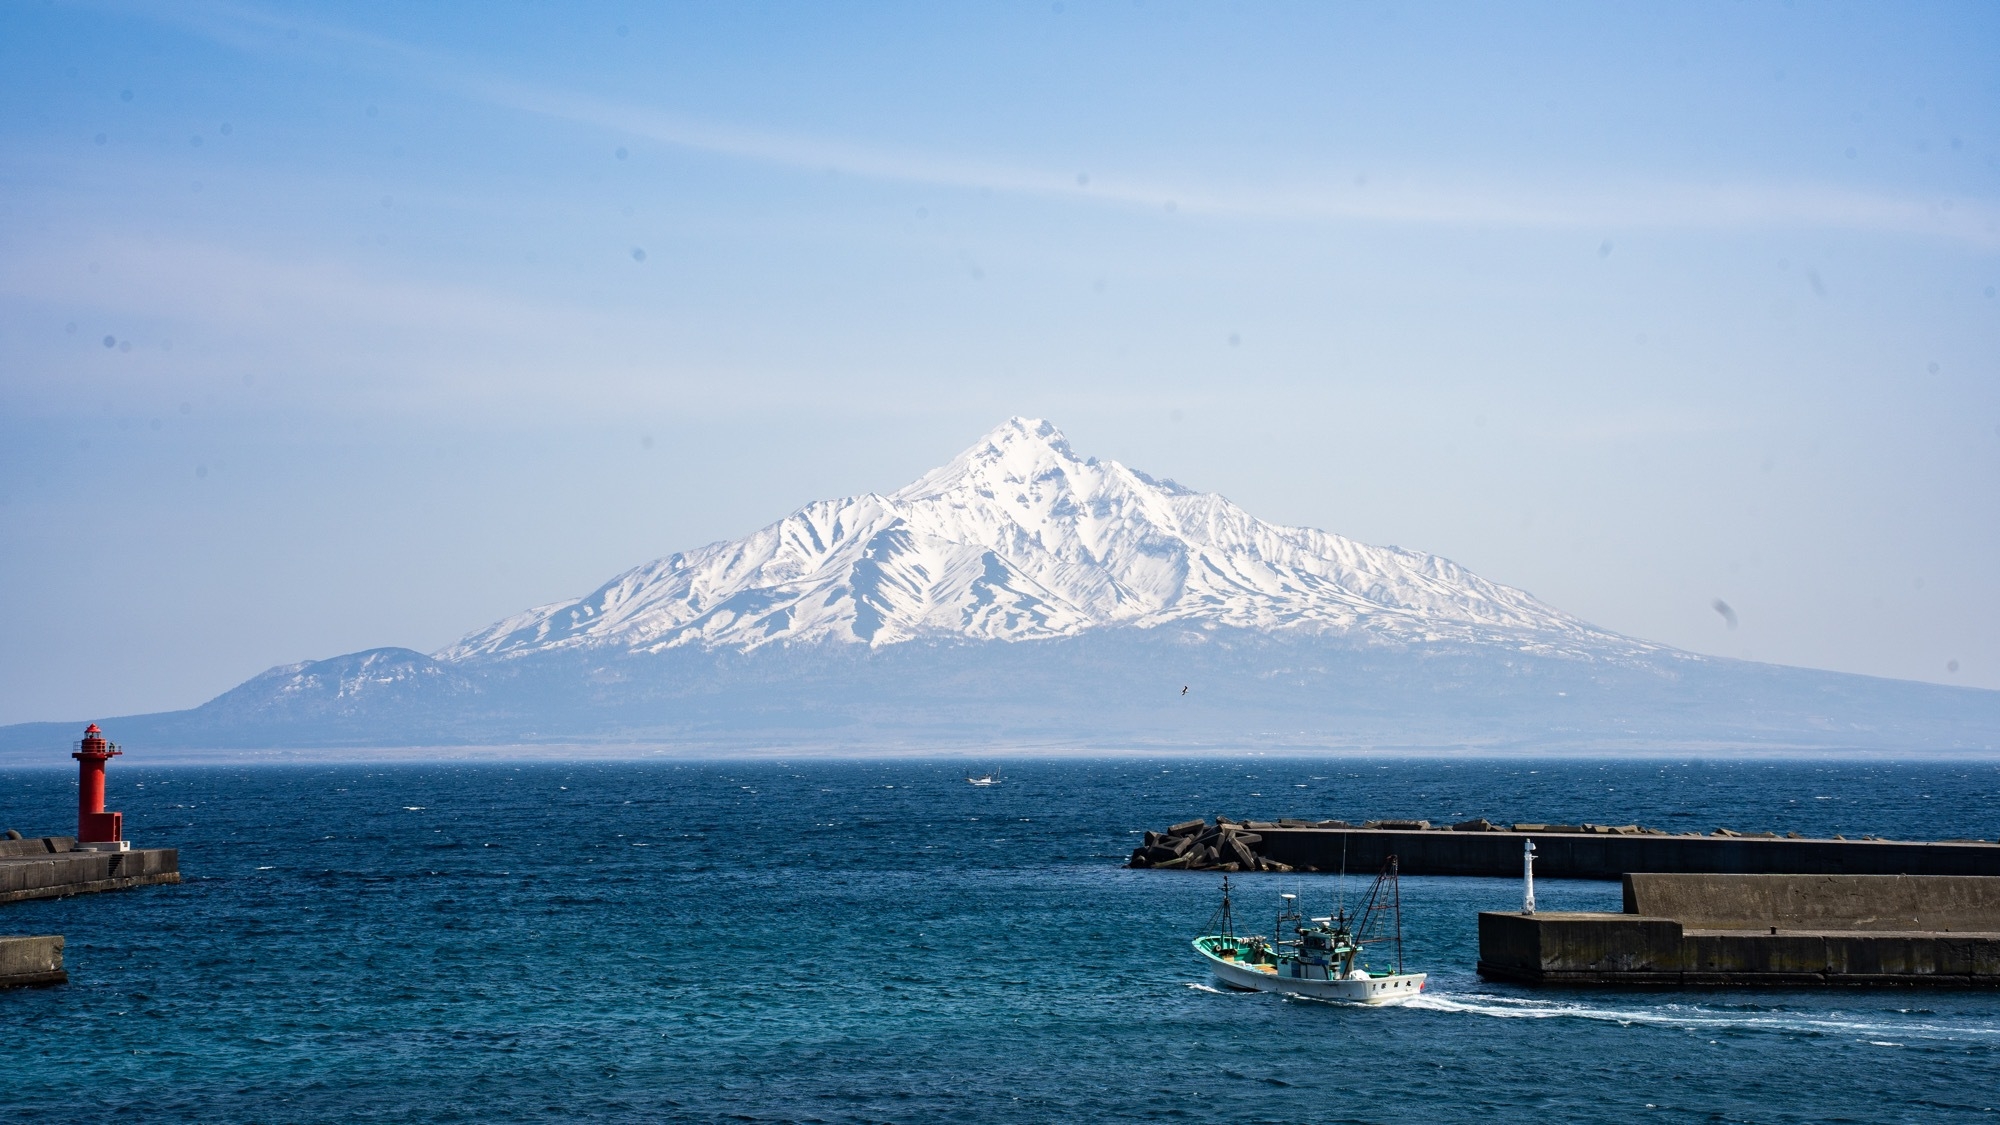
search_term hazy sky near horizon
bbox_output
[2,0,1997,724]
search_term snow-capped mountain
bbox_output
[440,418,1641,662]
[11,415,2000,757]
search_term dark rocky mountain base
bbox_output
[4,627,1993,757]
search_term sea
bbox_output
[2,756,1998,1123]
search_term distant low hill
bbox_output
[4,419,1994,759]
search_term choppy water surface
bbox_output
[3,757,1998,1123]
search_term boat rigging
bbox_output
[1191,856,1426,1005]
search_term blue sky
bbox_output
[2,1,1996,724]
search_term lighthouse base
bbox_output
[70,840,130,853]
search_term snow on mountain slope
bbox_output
[439,418,1644,662]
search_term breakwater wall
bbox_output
[0,935,65,988]
[1127,818,2000,879]
[1478,873,2000,987]
[0,836,180,905]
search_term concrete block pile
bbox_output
[1126,817,1328,872]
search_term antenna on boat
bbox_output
[1276,891,1297,949]
[1334,833,1349,926]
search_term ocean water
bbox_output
[2,757,1998,1123]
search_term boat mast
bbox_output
[1351,855,1404,974]
[1334,834,1348,927]
[1391,856,1404,974]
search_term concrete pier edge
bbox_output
[0,934,66,989]
[1130,820,2000,879]
[1476,874,2000,988]
[0,835,181,905]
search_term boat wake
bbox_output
[1404,991,2000,1043]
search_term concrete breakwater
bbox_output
[0,935,65,989]
[0,835,180,905]
[1126,818,2000,879]
[1478,873,2000,987]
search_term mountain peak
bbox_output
[988,415,1069,448]
[893,416,1083,502]
[439,418,1634,661]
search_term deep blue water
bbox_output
[3,757,1999,1123]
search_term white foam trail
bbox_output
[1185,982,1236,995]
[1406,991,2000,1042]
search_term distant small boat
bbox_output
[966,773,1000,786]
[1192,859,1427,1005]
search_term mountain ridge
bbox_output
[441,417,1642,662]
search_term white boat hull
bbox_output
[1194,941,1427,1005]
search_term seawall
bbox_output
[1128,819,2000,879]
[0,935,65,988]
[1477,873,2000,987]
[0,836,180,905]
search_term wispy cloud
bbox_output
[135,0,2000,250]
[470,76,2000,246]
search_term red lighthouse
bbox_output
[72,723,127,851]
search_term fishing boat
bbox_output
[1191,857,1427,1005]
[966,772,1000,786]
